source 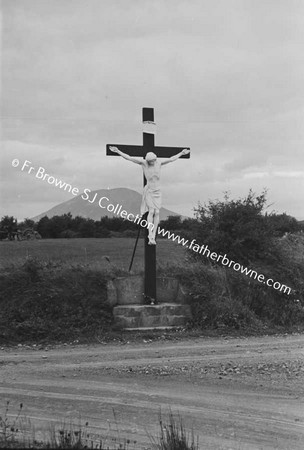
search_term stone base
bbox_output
[107,276,188,307]
[113,303,192,329]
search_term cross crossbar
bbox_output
[106,144,190,158]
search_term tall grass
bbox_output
[150,411,199,450]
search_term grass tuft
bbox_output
[150,410,199,450]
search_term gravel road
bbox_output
[0,334,303,449]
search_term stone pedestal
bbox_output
[107,276,192,330]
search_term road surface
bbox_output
[0,334,303,449]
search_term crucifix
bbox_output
[106,107,190,303]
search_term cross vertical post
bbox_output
[142,108,156,302]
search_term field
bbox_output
[0,237,186,271]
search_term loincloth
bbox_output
[140,185,162,216]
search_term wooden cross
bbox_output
[106,107,190,303]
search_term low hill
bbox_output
[32,188,181,221]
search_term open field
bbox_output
[1,334,304,449]
[0,238,186,271]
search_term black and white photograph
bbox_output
[1,0,304,448]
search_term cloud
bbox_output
[1,0,304,220]
[273,171,304,178]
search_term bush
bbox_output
[122,229,138,238]
[191,190,275,265]
[0,258,114,343]
[59,230,80,239]
[266,213,301,237]
[173,263,262,329]
[170,190,303,328]
[162,255,304,329]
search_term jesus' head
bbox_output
[145,152,157,166]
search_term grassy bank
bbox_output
[0,258,117,343]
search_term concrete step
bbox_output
[113,303,192,329]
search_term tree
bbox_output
[19,218,36,230]
[0,215,18,240]
[0,215,17,229]
[191,190,274,264]
[79,219,96,237]
[266,213,301,237]
[37,216,52,238]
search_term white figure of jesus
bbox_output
[109,147,190,245]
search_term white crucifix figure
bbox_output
[109,146,190,245]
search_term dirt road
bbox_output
[0,334,303,449]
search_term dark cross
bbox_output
[106,107,190,303]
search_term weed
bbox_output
[150,410,199,450]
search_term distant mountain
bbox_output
[32,188,182,221]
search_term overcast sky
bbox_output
[1,0,304,221]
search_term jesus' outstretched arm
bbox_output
[109,146,143,165]
[161,148,190,166]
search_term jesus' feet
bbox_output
[148,236,156,245]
